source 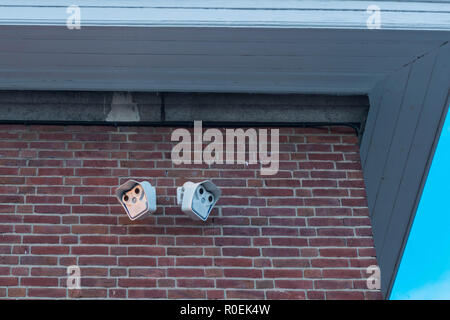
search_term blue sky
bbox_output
[390,105,450,300]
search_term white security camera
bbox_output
[176,180,221,221]
[115,180,157,220]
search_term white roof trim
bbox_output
[1,0,449,30]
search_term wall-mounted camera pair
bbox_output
[115,180,221,221]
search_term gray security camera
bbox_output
[176,180,221,221]
[115,180,157,220]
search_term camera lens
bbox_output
[123,195,129,202]
[134,187,140,194]
[199,188,204,195]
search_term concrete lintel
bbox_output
[0,91,161,123]
[0,91,369,125]
[164,93,368,123]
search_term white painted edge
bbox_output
[0,0,449,30]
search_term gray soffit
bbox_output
[0,0,449,94]
[360,42,450,298]
[0,26,447,94]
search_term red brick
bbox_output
[207,290,225,299]
[128,247,166,256]
[259,208,296,217]
[264,179,300,187]
[27,177,63,185]
[214,258,252,268]
[222,227,259,237]
[33,225,70,234]
[315,280,353,289]
[272,259,310,268]
[311,259,349,268]
[166,268,202,277]
[118,278,157,288]
[326,291,365,300]
[31,246,70,255]
[71,246,109,255]
[217,279,254,289]
[81,236,118,244]
[0,176,25,184]
[262,248,299,257]
[79,256,117,266]
[39,132,72,140]
[0,277,18,286]
[37,186,73,195]
[226,290,265,299]
[267,291,306,299]
[177,279,215,288]
[308,217,344,226]
[261,227,299,237]
[8,287,27,297]
[222,247,260,257]
[320,248,358,258]
[118,257,156,267]
[23,235,59,244]
[11,267,28,276]
[82,267,109,277]
[129,289,167,298]
[82,177,118,186]
[270,217,306,226]
[365,291,383,300]
[119,236,156,245]
[168,289,206,299]
[30,267,65,277]
[0,125,378,300]
[20,256,58,265]
[21,277,59,286]
[310,238,346,247]
[167,247,202,256]
[83,160,118,167]
[38,168,74,176]
[224,269,262,278]
[341,198,368,207]
[71,225,109,234]
[28,288,66,298]
[176,257,212,266]
[76,289,108,298]
[34,205,70,214]
[264,269,303,278]
[27,195,63,204]
[267,198,304,206]
[339,180,365,188]
[315,228,347,239]
[347,238,374,247]
[275,280,313,289]
[336,162,361,170]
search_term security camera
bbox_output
[115,180,156,220]
[176,180,221,221]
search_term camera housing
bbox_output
[115,180,156,220]
[176,180,221,221]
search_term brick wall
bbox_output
[0,124,381,299]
